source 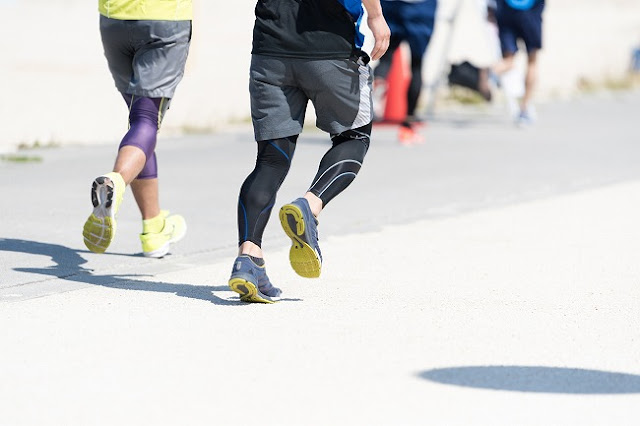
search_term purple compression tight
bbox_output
[119,94,164,179]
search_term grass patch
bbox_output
[17,140,60,151]
[180,124,216,135]
[1,154,42,163]
[442,86,489,105]
[228,115,253,125]
[577,73,640,93]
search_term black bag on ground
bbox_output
[448,61,492,101]
[448,61,480,91]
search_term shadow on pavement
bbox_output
[419,366,640,394]
[1,238,250,306]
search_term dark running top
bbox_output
[252,0,366,59]
[502,0,543,11]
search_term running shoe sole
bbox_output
[228,277,275,304]
[279,203,321,278]
[143,243,170,259]
[83,176,117,253]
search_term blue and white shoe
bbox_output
[279,197,322,278]
[228,255,281,303]
[516,107,536,127]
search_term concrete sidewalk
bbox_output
[1,181,640,425]
[2,92,640,424]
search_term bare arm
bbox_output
[362,0,390,61]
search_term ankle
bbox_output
[142,212,165,234]
[303,193,323,218]
[239,241,263,258]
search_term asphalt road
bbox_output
[2,90,639,300]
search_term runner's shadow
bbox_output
[0,238,288,306]
[74,248,160,258]
[419,365,640,394]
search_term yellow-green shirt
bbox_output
[99,0,192,20]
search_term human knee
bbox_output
[330,122,371,158]
[119,96,165,159]
[256,136,298,171]
[242,136,298,206]
[129,96,165,127]
[309,123,372,205]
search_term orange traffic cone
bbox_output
[383,47,410,123]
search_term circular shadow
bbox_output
[419,366,640,394]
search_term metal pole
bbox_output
[425,0,465,116]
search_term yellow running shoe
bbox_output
[279,197,322,278]
[83,172,125,253]
[140,211,187,258]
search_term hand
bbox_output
[366,13,390,61]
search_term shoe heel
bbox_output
[83,176,117,254]
[229,278,274,304]
[279,205,321,279]
[91,180,99,208]
[279,205,305,245]
[91,176,114,210]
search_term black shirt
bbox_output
[252,0,358,59]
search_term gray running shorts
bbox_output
[249,54,374,141]
[100,15,191,99]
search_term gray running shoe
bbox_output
[228,255,281,303]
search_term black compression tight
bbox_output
[308,122,371,205]
[407,55,424,118]
[237,122,371,247]
[238,136,297,247]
